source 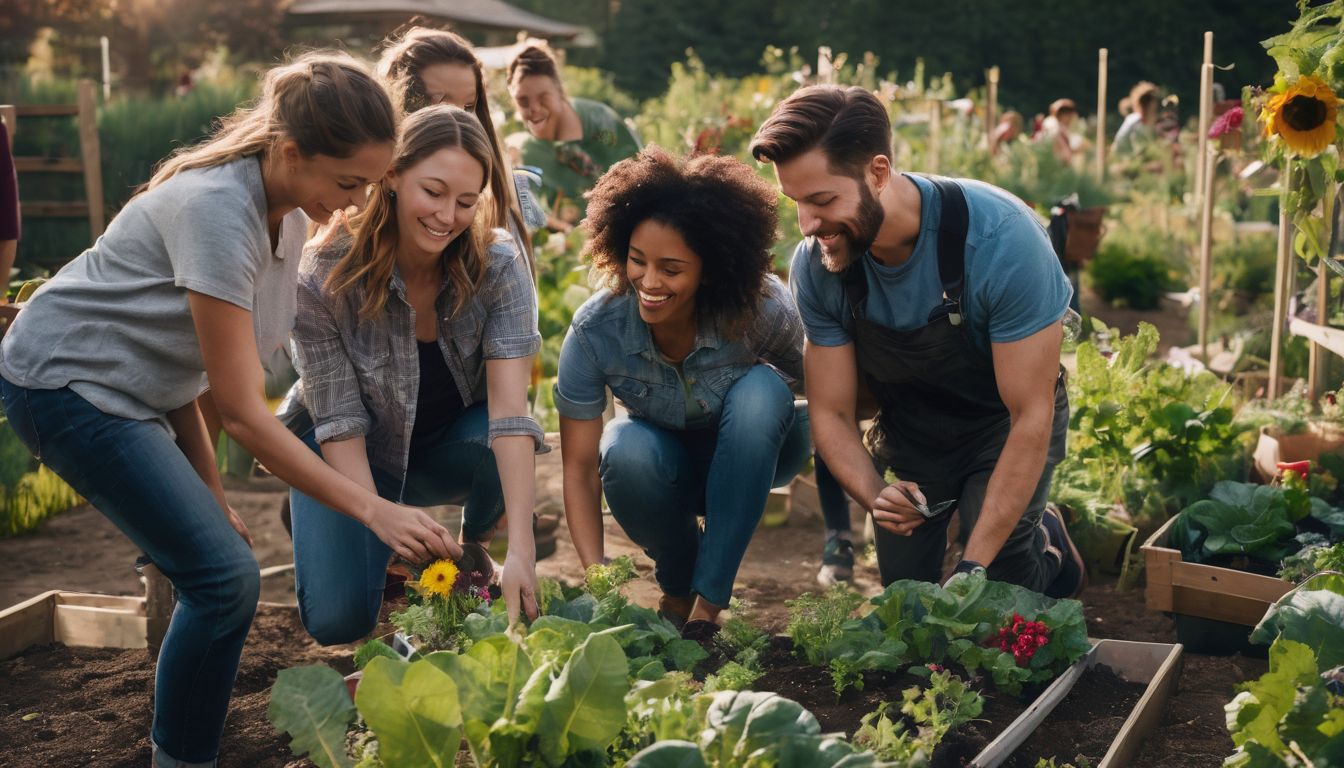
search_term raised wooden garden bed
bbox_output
[1142,514,1292,626]
[974,639,1184,768]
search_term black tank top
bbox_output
[410,340,465,448]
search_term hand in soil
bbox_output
[369,502,461,564]
[501,551,540,623]
[872,481,929,536]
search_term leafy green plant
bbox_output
[853,669,984,762]
[1054,322,1251,531]
[584,555,638,600]
[785,584,867,667]
[702,660,764,693]
[268,665,358,768]
[1168,481,1344,567]
[624,690,888,767]
[868,574,1092,695]
[1225,574,1344,765]
[1278,533,1337,582]
[1086,233,1180,311]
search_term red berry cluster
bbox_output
[988,613,1050,666]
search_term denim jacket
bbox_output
[553,275,804,429]
[279,228,542,482]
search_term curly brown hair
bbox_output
[583,147,779,335]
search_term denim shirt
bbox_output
[554,274,804,429]
[279,228,542,481]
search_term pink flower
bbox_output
[1209,106,1244,139]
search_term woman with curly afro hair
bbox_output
[554,147,810,638]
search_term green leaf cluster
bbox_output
[268,665,359,768]
[1168,482,1344,567]
[784,575,1091,697]
[868,575,1092,695]
[786,585,907,696]
[624,690,892,767]
[852,670,984,762]
[1052,322,1250,531]
[353,630,630,768]
[1225,573,1344,766]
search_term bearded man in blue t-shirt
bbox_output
[751,85,1085,598]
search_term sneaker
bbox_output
[817,530,855,587]
[1041,505,1087,599]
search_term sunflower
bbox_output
[1261,75,1339,157]
[418,559,460,599]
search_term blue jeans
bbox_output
[290,402,504,646]
[599,365,811,607]
[0,377,257,767]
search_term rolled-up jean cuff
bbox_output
[152,739,216,768]
[488,416,550,454]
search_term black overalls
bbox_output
[844,176,1070,590]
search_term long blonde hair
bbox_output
[146,51,397,191]
[377,27,534,263]
[325,106,495,322]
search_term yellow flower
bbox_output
[418,559,460,598]
[1261,75,1339,157]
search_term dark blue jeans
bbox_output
[290,402,504,646]
[598,365,811,607]
[0,377,257,767]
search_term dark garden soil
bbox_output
[0,605,355,768]
[0,433,1267,767]
[1002,665,1147,767]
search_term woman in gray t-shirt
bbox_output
[281,105,546,637]
[0,53,451,768]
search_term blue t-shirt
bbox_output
[788,174,1072,358]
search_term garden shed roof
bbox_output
[287,0,585,39]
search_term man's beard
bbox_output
[820,182,885,273]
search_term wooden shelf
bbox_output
[1289,318,1344,359]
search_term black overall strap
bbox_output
[842,175,970,323]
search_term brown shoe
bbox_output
[657,594,695,629]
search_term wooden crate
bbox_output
[0,591,148,660]
[972,639,1183,768]
[1142,515,1291,626]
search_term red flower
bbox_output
[1209,106,1244,139]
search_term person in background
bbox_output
[989,110,1024,157]
[1114,81,1160,157]
[814,454,857,585]
[1040,98,1081,165]
[556,148,809,640]
[506,42,641,231]
[378,26,545,259]
[280,105,544,640]
[0,53,442,768]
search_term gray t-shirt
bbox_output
[0,156,306,425]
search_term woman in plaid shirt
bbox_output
[280,106,546,635]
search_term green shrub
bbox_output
[11,74,257,276]
[1086,232,1181,310]
[1214,233,1277,298]
[0,418,82,537]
